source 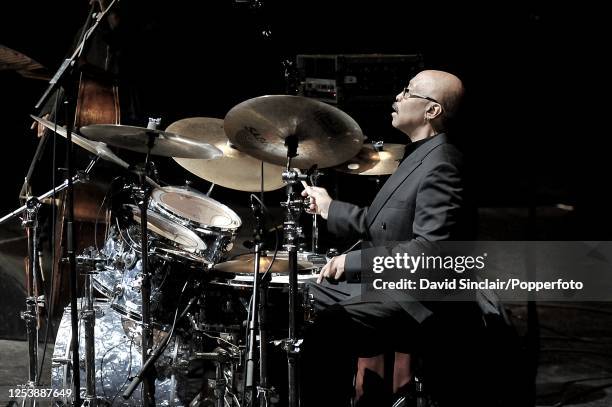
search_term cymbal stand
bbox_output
[280,135,308,407]
[20,196,42,407]
[308,169,322,254]
[124,117,160,406]
[76,249,109,407]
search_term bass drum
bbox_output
[51,300,231,406]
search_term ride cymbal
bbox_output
[224,95,364,168]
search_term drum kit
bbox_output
[2,94,405,407]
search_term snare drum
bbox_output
[149,186,242,265]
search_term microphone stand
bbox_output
[0,159,97,407]
[244,195,272,406]
[19,134,49,203]
[34,0,121,112]
[28,2,120,405]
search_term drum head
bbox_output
[151,186,241,230]
[128,204,207,254]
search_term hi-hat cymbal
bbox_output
[334,143,405,176]
[80,124,223,159]
[213,253,316,275]
[166,117,285,192]
[224,95,364,168]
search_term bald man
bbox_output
[300,71,519,406]
[305,70,466,283]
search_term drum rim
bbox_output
[126,204,208,255]
[110,301,171,331]
[208,273,317,289]
[150,186,242,231]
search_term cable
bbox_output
[99,340,127,400]
[93,176,124,251]
[199,331,241,351]
[259,224,279,283]
[110,337,135,404]
[120,281,193,401]
[36,89,61,385]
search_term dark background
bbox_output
[1,3,612,405]
[0,0,608,238]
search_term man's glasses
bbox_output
[402,87,443,109]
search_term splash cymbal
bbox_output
[334,143,405,175]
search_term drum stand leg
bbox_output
[124,118,160,406]
[82,272,97,406]
[76,248,108,407]
[194,348,235,407]
[19,197,43,407]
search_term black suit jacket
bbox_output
[327,133,475,321]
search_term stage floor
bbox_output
[2,302,612,407]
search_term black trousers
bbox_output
[300,281,420,406]
[300,281,525,407]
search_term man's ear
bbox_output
[426,103,443,120]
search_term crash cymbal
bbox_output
[224,95,364,168]
[166,117,285,192]
[213,253,316,275]
[334,143,405,176]
[80,124,223,159]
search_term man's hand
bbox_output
[317,254,346,283]
[30,113,50,138]
[301,186,332,219]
